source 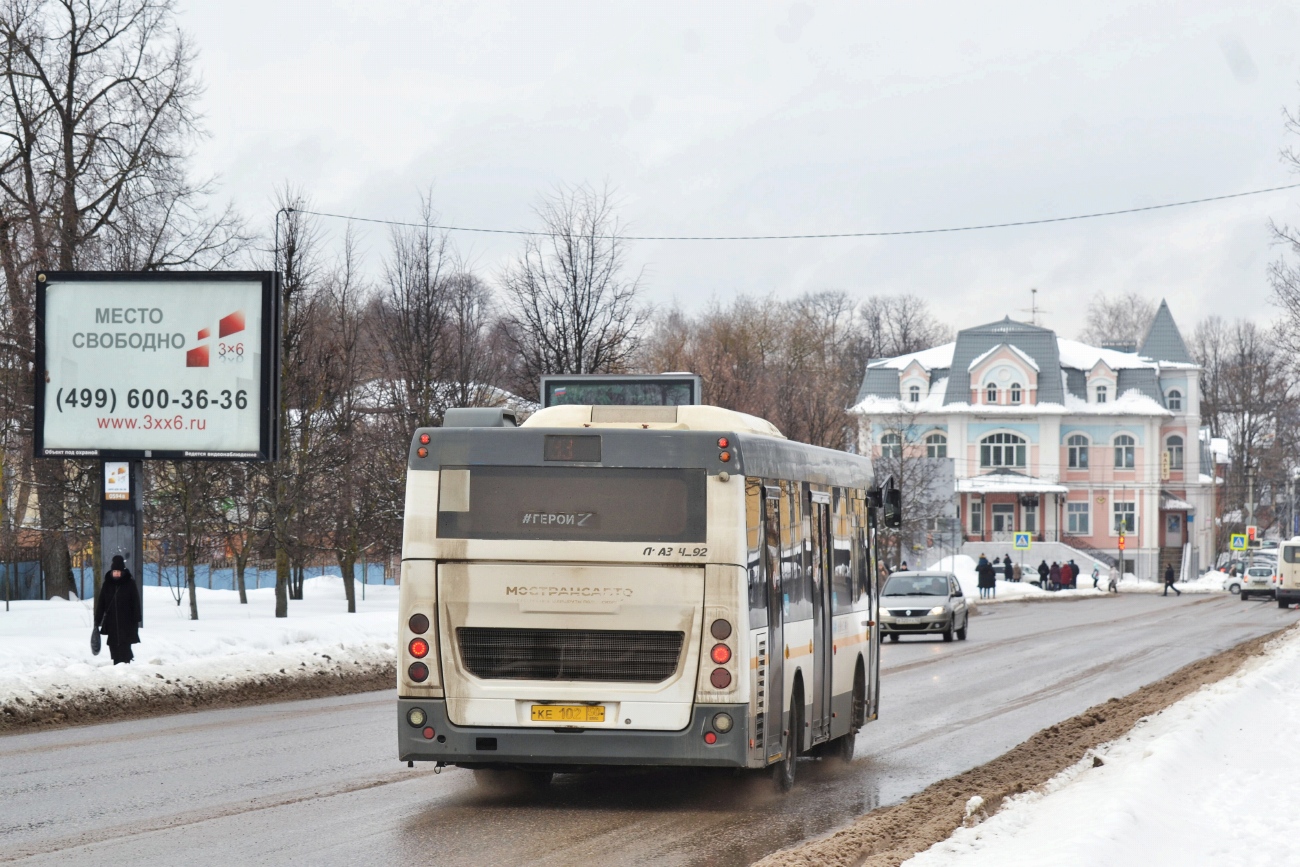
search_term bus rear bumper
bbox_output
[398,699,752,769]
[1276,589,1300,604]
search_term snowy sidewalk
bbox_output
[0,577,397,725]
[927,554,1226,604]
[906,623,1300,867]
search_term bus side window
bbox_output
[746,479,766,628]
[781,481,808,621]
[831,488,854,614]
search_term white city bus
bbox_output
[396,402,892,791]
[1276,537,1300,608]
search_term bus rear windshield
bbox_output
[436,466,707,543]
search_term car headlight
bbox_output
[928,606,946,616]
[878,606,888,618]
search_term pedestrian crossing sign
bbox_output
[1013,532,1031,550]
[1230,533,1247,551]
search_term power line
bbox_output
[291,181,1300,242]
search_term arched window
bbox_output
[980,432,1026,468]
[1168,390,1182,411]
[926,432,947,458]
[909,385,921,403]
[1114,434,1135,469]
[1066,434,1089,469]
[1095,385,1108,404]
[880,432,902,459]
[986,383,998,404]
[1167,435,1184,470]
[1009,383,1022,404]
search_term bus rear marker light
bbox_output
[422,727,435,740]
[710,643,732,664]
[420,433,430,444]
[710,619,732,640]
[409,637,430,658]
[719,451,730,462]
[417,447,428,458]
[408,613,430,634]
[717,437,728,448]
[710,668,731,689]
[703,731,717,745]
[408,662,429,683]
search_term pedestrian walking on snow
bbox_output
[1163,564,1181,596]
[1108,565,1120,593]
[1091,564,1101,590]
[1002,555,1014,584]
[976,554,996,599]
[95,555,141,664]
[1013,562,1023,583]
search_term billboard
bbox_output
[35,272,280,460]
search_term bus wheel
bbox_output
[473,769,553,794]
[772,688,802,793]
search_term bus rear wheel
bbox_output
[771,689,803,793]
[473,768,553,794]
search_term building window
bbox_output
[986,383,998,404]
[1067,501,1090,534]
[1167,390,1182,411]
[1024,502,1038,533]
[1113,501,1136,533]
[925,432,947,458]
[1114,434,1135,469]
[1095,385,1108,404]
[1009,383,1022,404]
[909,385,921,403]
[969,499,983,534]
[880,432,902,459]
[1066,434,1089,469]
[1167,435,1184,470]
[980,432,1026,468]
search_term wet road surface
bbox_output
[1,594,1293,866]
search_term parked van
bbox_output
[1276,538,1300,609]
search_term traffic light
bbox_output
[1247,525,1259,547]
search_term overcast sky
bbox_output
[178,0,1300,340]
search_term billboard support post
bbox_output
[100,460,144,624]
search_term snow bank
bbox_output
[0,577,397,715]
[922,557,1228,601]
[906,624,1300,866]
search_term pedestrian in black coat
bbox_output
[1002,555,1014,583]
[1163,563,1181,597]
[95,555,141,664]
[976,554,996,599]
[1037,560,1050,587]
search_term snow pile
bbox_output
[925,555,1109,602]
[0,577,398,715]
[905,624,1300,866]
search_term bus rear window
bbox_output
[436,466,706,543]
[1284,546,1300,564]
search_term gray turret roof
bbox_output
[1139,299,1193,365]
[945,317,1064,405]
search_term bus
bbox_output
[396,402,893,792]
[1276,537,1300,608]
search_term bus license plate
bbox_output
[531,704,605,723]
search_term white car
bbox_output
[1232,565,1277,601]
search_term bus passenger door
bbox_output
[763,488,785,763]
[809,491,833,744]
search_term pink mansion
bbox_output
[852,302,1212,578]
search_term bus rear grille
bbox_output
[456,627,685,683]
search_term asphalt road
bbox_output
[1,593,1294,866]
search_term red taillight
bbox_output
[409,637,429,658]
[420,433,430,444]
[710,668,731,689]
[703,731,717,745]
[717,437,729,449]
[710,644,731,664]
[417,447,428,458]
[719,451,730,462]
[422,726,435,740]
[408,662,429,682]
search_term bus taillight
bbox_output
[408,662,429,683]
[409,613,430,634]
[710,644,731,664]
[710,668,731,689]
[409,637,430,658]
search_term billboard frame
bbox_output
[34,270,281,462]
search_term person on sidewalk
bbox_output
[1002,555,1014,584]
[1163,564,1181,597]
[1037,560,1050,588]
[1013,562,1023,583]
[1108,564,1120,593]
[95,555,141,664]
[976,554,995,599]
[1091,564,1101,590]
[1049,561,1062,591]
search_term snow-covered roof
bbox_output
[1055,338,1159,372]
[956,471,1069,494]
[853,383,1170,418]
[867,342,956,371]
[1160,491,1196,512]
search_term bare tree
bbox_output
[0,0,243,597]
[1077,291,1157,348]
[858,294,951,361]
[501,183,646,400]
[866,411,954,566]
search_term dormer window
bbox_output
[1168,390,1182,411]
[1010,383,1022,404]
[909,385,921,403]
[986,383,998,404]
[1095,385,1108,404]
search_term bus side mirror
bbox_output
[883,487,902,529]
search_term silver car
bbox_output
[878,571,969,643]
[1238,565,1276,601]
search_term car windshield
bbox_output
[1248,568,1272,577]
[883,574,949,596]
